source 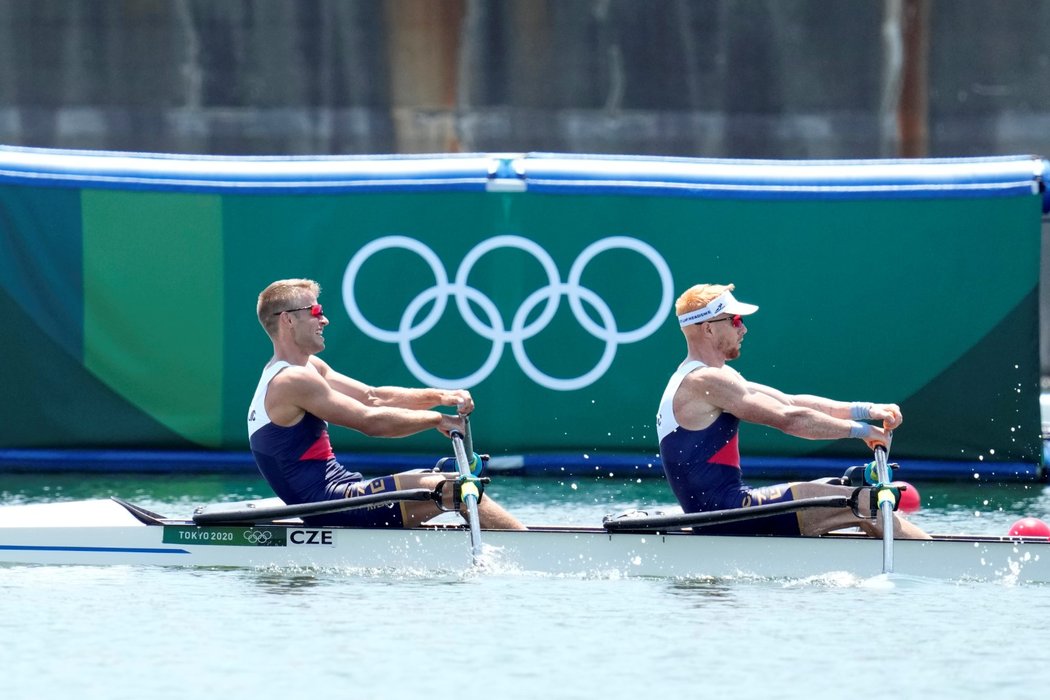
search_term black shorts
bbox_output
[691,484,803,537]
[302,475,407,528]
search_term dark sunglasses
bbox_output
[273,303,324,318]
[706,314,743,328]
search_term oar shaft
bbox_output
[874,445,894,573]
[462,414,474,462]
[451,430,483,563]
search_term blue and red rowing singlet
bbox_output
[247,362,404,527]
[656,360,800,536]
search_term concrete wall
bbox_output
[0,0,1048,159]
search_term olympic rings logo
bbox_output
[243,529,273,545]
[341,235,673,391]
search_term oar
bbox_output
[873,443,895,573]
[461,413,481,476]
[451,420,484,565]
[603,495,854,532]
[192,489,435,526]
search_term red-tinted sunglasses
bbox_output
[273,303,324,318]
[707,314,743,328]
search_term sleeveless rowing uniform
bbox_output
[656,360,801,536]
[247,361,404,527]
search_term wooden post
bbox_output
[384,0,466,152]
[898,0,929,157]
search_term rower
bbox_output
[247,278,525,531]
[655,282,929,539]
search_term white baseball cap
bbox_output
[677,289,759,327]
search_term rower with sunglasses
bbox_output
[247,278,524,530]
[656,283,928,538]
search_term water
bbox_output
[3,473,1050,699]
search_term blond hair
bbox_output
[257,278,320,338]
[674,283,735,317]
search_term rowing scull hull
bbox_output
[0,499,1046,582]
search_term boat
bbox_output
[1,495,1048,582]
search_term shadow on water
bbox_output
[238,564,477,594]
[665,570,885,600]
[664,576,739,604]
[246,570,328,594]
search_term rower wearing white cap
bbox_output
[656,283,929,539]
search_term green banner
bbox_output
[0,152,1042,465]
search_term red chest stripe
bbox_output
[299,430,336,461]
[708,432,740,468]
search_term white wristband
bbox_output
[848,421,872,439]
[849,402,873,421]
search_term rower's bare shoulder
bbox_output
[307,355,332,376]
[268,364,325,395]
[680,364,743,391]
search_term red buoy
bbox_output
[896,481,921,513]
[1008,517,1050,539]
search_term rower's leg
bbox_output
[474,496,527,530]
[392,471,526,530]
[889,514,930,539]
[790,482,931,539]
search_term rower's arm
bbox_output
[748,383,849,416]
[308,356,373,402]
[272,365,459,438]
[749,382,902,429]
[694,370,867,441]
[310,357,473,413]
[368,386,473,413]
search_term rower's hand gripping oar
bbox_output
[450,413,484,566]
[872,441,896,574]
